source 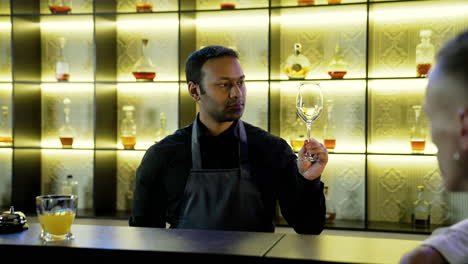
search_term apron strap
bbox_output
[191,116,250,177]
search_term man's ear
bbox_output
[188,81,200,102]
[459,107,468,151]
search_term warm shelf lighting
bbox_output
[0,22,11,30]
[280,6,366,26]
[41,83,94,93]
[370,1,468,21]
[0,83,13,92]
[116,16,179,30]
[195,12,268,28]
[40,20,93,31]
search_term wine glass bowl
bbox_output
[295,82,324,161]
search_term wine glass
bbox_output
[296,82,324,161]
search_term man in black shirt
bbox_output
[129,46,328,234]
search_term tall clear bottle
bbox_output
[416,29,434,78]
[323,99,336,152]
[412,185,431,228]
[135,0,153,13]
[328,44,348,79]
[0,106,12,145]
[48,0,72,14]
[58,98,76,148]
[155,112,168,143]
[324,185,336,224]
[410,105,426,154]
[284,43,311,80]
[132,38,156,82]
[61,174,79,196]
[55,37,70,82]
[121,105,137,150]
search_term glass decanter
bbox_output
[58,98,76,148]
[323,99,336,152]
[132,38,156,82]
[328,44,348,79]
[289,112,306,153]
[0,106,12,145]
[155,112,168,143]
[416,29,434,78]
[297,0,315,5]
[324,185,336,224]
[48,0,72,14]
[412,185,431,228]
[55,37,70,82]
[220,0,236,9]
[121,105,137,150]
[136,0,153,13]
[284,43,311,80]
[410,105,426,154]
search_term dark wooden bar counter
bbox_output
[0,221,422,263]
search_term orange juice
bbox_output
[38,210,75,235]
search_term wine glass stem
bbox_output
[306,123,312,139]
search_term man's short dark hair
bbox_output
[185,45,238,93]
[437,30,468,84]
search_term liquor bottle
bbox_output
[284,43,311,80]
[155,112,168,143]
[220,1,236,9]
[323,99,336,151]
[412,185,431,228]
[58,98,76,148]
[328,44,348,79]
[328,0,341,4]
[0,106,12,145]
[55,37,70,82]
[61,174,79,196]
[48,0,72,14]
[136,0,153,13]
[410,105,426,154]
[324,185,336,224]
[121,105,137,150]
[416,29,434,78]
[132,38,156,82]
[297,0,315,5]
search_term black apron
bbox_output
[175,118,265,231]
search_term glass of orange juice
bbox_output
[36,194,78,242]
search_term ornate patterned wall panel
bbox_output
[116,151,145,211]
[117,0,178,12]
[321,154,365,220]
[196,10,269,80]
[369,0,468,78]
[368,155,468,225]
[0,148,12,209]
[40,16,95,82]
[196,0,268,9]
[242,81,268,131]
[40,0,92,13]
[368,79,436,154]
[279,5,367,80]
[41,83,94,149]
[117,83,179,150]
[41,149,94,209]
[0,18,11,81]
[116,14,178,82]
[278,80,365,153]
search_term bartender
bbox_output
[129,45,328,234]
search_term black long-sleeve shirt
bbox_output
[129,120,325,234]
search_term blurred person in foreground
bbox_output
[129,45,328,234]
[400,30,468,264]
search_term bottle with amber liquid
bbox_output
[220,0,236,9]
[0,106,12,145]
[58,98,76,148]
[155,112,168,143]
[410,105,426,154]
[328,44,348,79]
[412,185,431,228]
[323,99,336,152]
[416,29,434,78]
[328,0,341,4]
[55,37,70,82]
[136,0,153,13]
[121,105,137,150]
[324,185,336,224]
[132,38,156,82]
[297,0,315,6]
[284,43,311,80]
[49,0,72,14]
